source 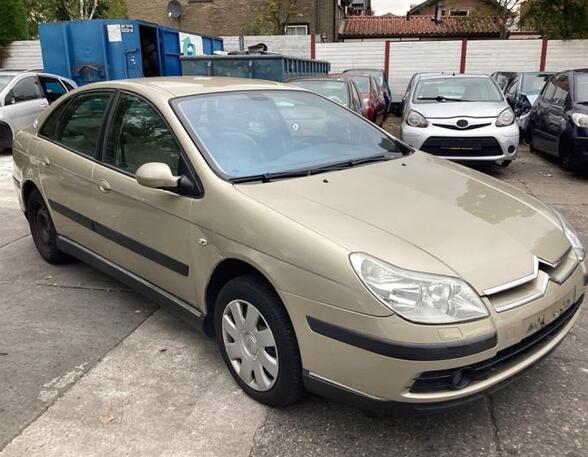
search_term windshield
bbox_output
[576,73,588,103]
[414,77,504,103]
[354,70,384,87]
[348,76,371,93]
[289,80,350,107]
[521,73,553,95]
[173,90,407,180]
[0,75,15,93]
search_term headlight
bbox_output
[406,110,428,128]
[496,108,515,127]
[571,112,588,128]
[350,253,489,324]
[551,208,586,261]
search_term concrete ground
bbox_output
[0,119,587,456]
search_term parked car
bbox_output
[504,72,555,138]
[286,76,364,115]
[0,70,77,152]
[528,69,588,169]
[343,68,392,113]
[491,71,518,92]
[401,73,519,166]
[334,72,386,126]
[13,77,586,414]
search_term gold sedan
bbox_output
[12,77,587,413]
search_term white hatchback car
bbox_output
[0,70,77,152]
[401,74,519,167]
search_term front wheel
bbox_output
[214,275,304,407]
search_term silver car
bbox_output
[0,70,76,152]
[401,74,519,166]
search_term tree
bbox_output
[521,0,588,39]
[0,0,29,45]
[488,0,524,39]
[247,0,301,35]
[23,0,127,38]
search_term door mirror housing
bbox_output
[136,162,180,189]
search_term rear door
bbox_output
[36,91,114,250]
[91,91,201,305]
[38,76,68,104]
[3,75,47,131]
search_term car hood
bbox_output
[413,101,507,119]
[236,152,569,294]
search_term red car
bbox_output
[333,72,386,126]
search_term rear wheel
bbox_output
[27,189,69,264]
[214,275,304,407]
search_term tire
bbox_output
[27,189,69,264]
[500,160,512,168]
[214,274,304,407]
[559,137,574,171]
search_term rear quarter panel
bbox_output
[12,127,42,212]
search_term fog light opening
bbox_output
[450,369,474,390]
[508,145,516,154]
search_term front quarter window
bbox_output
[173,90,407,180]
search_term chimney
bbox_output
[434,1,444,24]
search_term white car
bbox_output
[0,70,77,152]
[401,74,519,167]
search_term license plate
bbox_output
[523,293,574,337]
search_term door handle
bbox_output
[41,157,50,168]
[98,179,111,193]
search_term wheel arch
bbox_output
[0,121,13,152]
[203,258,279,337]
[21,179,41,218]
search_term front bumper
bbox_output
[570,135,588,166]
[401,119,519,163]
[283,260,586,413]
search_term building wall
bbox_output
[128,0,339,42]
[221,35,312,57]
[413,0,496,16]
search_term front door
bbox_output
[91,92,200,305]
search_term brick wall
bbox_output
[413,0,495,16]
[128,0,338,42]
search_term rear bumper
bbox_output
[303,294,583,415]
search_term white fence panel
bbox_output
[0,41,43,70]
[315,41,385,73]
[545,40,588,72]
[388,41,462,101]
[465,39,542,74]
[222,35,311,59]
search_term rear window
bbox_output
[289,80,350,107]
[414,77,503,103]
[348,76,371,93]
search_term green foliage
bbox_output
[22,0,128,38]
[522,0,588,39]
[0,0,29,45]
[247,0,300,35]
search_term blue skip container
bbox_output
[39,19,223,86]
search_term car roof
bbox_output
[343,68,383,72]
[74,76,299,98]
[287,76,348,83]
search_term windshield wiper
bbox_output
[417,96,471,102]
[231,154,398,184]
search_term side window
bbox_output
[5,77,42,105]
[61,80,75,91]
[38,77,67,103]
[39,101,71,139]
[104,94,181,175]
[542,80,557,103]
[506,77,519,97]
[54,92,112,157]
[350,83,361,110]
[552,75,569,107]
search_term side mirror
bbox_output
[136,162,180,189]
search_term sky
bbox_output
[371,0,419,15]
